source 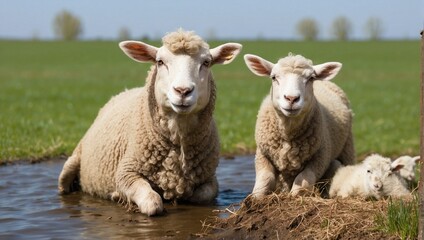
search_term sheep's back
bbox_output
[313,81,353,158]
[330,165,359,194]
[79,87,145,198]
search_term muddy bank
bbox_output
[198,194,399,240]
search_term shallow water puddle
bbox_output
[0,156,254,239]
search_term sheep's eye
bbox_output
[271,75,277,81]
[157,60,164,66]
[202,60,211,67]
[367,170,372,173]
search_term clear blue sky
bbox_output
[1,0,423,40]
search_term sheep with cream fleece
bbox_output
[58,30,242,216]
[329,154,410,199]
[244,53,355,196]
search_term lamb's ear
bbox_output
[244,54,274,77]
[313,62,342,81]
[391,161,404,172]
[119,41,158,63]
[210,43,242,65]
[412,156,421,163]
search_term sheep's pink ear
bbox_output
[210,43,242,65]
[119,41,158,63]
[313,62,342,81]
[243,54,274,77]
[391,161,404,172]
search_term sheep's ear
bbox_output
[313,62,342,81]
[210,43,242,65]
[412,156,421,163]
[244,54,274,77]
[119,41,158,63]
[391,161,404,172]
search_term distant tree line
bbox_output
[52,10,383,41]
[297,16,383,41]
[53,10,82,41]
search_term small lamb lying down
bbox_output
[329,154,411,199]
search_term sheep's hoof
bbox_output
[189,184,217,204]
[290,189,300,197]
[58,186,69,195]
[290,186,313,197]
[110,191,121,202]
[137,191,164,216]
[251,190,267,199]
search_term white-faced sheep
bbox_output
[244,53,355,197]
[392,155,420,182]
[58,29,242,216]
[329,154,411,199]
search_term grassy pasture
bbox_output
[0,40,420,162]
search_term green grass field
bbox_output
[0,40,420,162]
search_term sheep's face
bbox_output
[392,156,420,181]
[364,162,389,196]
[268,65,313,117]
[363,155,404,197]
[244,54,342,117]
[119,38,241,115]
[153,46,212,114]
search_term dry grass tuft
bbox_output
[199,193,399,240]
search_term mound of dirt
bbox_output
[196,194,398,240]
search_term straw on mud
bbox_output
[201,193,393,240]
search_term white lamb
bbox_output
[329,154,411,199]
[392,155,420,182]
[58,30,242,216]
[244,53,355,197]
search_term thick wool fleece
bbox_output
[65,64,219,202]
[255,79,354,192]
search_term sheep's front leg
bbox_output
[290,150,329,196]
[188,176,218,204]
[116,158,163,216]
[252,149,276,197]
[290,169,317,196]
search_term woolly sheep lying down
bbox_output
[244,53,355,196]
[58,30,242,216]
[329,154,411,199]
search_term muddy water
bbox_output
[0,156,255,239]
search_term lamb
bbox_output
[58,29,242,216]
[329,154,411,199]
[392,155,420,182]
[244,53,355,197]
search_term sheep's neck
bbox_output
[147,67,216,147]
[276,103,320,140]
[164,113,202,144]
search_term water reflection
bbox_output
[0,156,255,239]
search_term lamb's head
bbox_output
[244,53,342,117]
[392,155,420,181]
[362,154,405,197]
[119,29,242,115]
